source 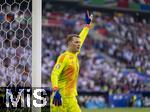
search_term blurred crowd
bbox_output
[78,95,106,108]
[129,0,150,4]
[42,8,150,94]
[95,13,150,76]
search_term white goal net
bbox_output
[0,0,32,87]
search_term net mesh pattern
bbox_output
[0,0,32,111]
[0,0,32,88]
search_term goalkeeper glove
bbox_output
[52,90,62,106]
[85,10,93,25]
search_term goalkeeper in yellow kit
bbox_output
[50,11,93,112]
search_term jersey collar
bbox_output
[66,50,77,56]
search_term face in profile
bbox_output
[69,36,81,53]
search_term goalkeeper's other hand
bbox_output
[52,90,62,106]
[85,10,93,24]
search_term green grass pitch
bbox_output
[81,107,150,112]
[1,107,149,112]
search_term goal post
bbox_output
[32,0,42,112]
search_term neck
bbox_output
[67,48,76,54]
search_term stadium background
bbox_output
[0,0,149,112]
[42,0,150,111]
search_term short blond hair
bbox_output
[66,34,79,44]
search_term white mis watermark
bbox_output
[5,88,48,108]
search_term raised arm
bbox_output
[78,11,93,53]
[79,25,90,48]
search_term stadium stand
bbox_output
[42,0,150,108]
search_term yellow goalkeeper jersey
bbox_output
[51,26,90,97]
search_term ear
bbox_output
[68,40,72,46]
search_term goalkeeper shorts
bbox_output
[50,96,81,112]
